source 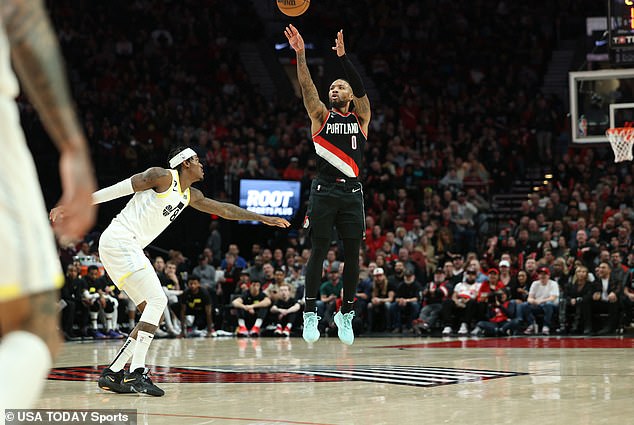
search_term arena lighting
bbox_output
[545,173,553,179]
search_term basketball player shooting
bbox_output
[284,25,370,345]
[51,146,290,396]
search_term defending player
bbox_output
[51,146,289,396]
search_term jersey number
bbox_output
[351,135,357,150]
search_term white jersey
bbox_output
[0,21,19,98]
[111,169,190,248]
[0,23,62,300]
[454,281,479,300]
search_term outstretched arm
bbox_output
[50,167,172,222]
[189,187,290,228]
[2,0,96,241]
[92,167,172,204]
[332,29,371,129]
[284,24,328,125]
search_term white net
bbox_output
[606,127,634,163]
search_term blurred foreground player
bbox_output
[51,146,289,396]
[284,25,371,345]
[0,0,97,412]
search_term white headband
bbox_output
[169,148,197,169]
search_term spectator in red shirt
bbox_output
[475,268,506,321]
[282,157,304,180]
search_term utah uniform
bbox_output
[304,110,367,240]
[99,169,190,289]
[0,23,63,301]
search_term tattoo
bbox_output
[296,51,325,120]
[2,0,84,149]
[23,290,62,356]
[354,96,371,116]
[216,202,266,222]
[133,167,170,191]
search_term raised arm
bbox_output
[332,29,371,131]
[2,0,96,241]
[284,24,328,127]
[189,187,290,228]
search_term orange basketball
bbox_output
[277,0,310,17]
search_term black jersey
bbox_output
[312,110,367,178]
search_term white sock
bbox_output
[90,312,98,330]
[286,323,293,330]
[238,319,246,327]
[129,330,153,373]
[254,318,263,328]
[105,314,113,332]
[109,337,136,372]
[0,331,52,410]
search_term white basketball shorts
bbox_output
[0,98,63,301]
[98,222,153,288]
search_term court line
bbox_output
[144,412,336,425]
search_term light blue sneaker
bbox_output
[302,312,321,343]
[334,311,355,345]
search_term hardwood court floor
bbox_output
[39,336,634,425]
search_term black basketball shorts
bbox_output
[303,177,365,240]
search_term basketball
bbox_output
[277,0,310,17]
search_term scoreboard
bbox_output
[609,0,634,63]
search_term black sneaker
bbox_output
[98,368,130,393]
[122,368,165,396]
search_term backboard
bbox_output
[569,68,634,143]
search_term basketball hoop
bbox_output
[606,127,634,162]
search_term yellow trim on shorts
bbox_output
[117,265,147,288]
[117,271,134,287]
[54,273,64,288]
[0,283,21,300]
[0,273,64,301]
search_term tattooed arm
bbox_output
[284,24,328,129]
[2,0,96,241]
[189,187,290,228]
[130,167,173,192]
[2,0,84,147]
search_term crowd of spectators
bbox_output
[22,1,634,338]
